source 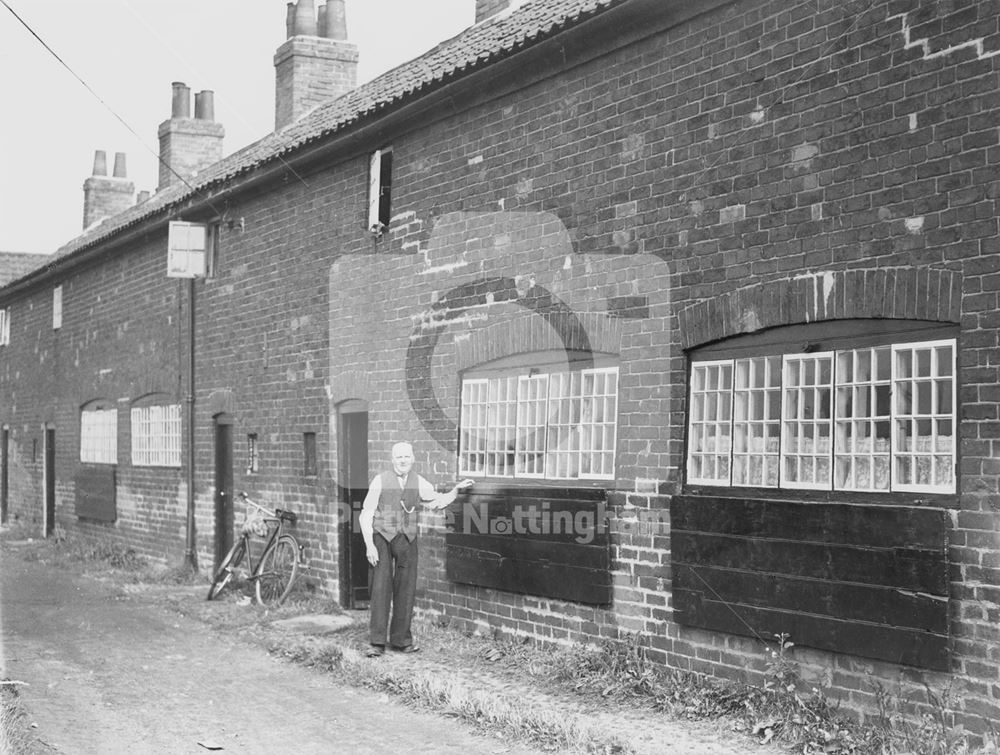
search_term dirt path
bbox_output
[0,546,537,755]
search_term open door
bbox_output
[337,400,369,608]
[213,414,234,569]
[44,426,55,536]
[1,426,9,524]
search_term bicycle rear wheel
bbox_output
[207,539,247,600]
[254,534,300,606]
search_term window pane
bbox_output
[731,356,780,487]
[892,340,955,492]
[688,361,733,485]
[81,407,117,465]
[781,354,833,489]
[131,404,181,467]
[834,346,890,491]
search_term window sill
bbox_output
[682,484,959,509]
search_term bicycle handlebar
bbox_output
[237,491,295,523]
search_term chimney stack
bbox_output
[475,0,519,23]
[274,0,358,130]
[83,150,135,229]
[157,81,225,191]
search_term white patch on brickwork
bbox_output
[739,309,762,331]
[390,210,417,226]
[689,200,704,216]
[790,143,819,170]
[890,11,1000,61]
[909,113,918,132]
[792,271,836,321]
[635,478,658,494]
[679,229,688,246]
[811,203,823,221]
[750,106,766,123]
[621,133,646,161]
[467,154,484,166]
[402,240,421,253]
[420,258,470,275]
[615,201,637,218]
[905,216,925,234]
[719,204,745,224]
[707,122,717,140]
[516,177,533,197]
[563,255,572,270]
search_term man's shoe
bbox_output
[365,644,385,657]
[391,645,420,654]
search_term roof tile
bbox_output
[52,0,624,261]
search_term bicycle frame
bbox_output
[207,492,305,604]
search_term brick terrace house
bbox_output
[1,0,999,732]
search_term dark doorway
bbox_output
[213,414,234,569]
[44,427,55,537]
[338,400,369,608]
[1,427,9,524]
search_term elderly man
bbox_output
[359,441,472,657]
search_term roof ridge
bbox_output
[44,0,624,265]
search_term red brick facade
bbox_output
[2,0,1000,733]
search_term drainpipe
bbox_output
[184,278,197,569]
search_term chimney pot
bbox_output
[286,2,295,38]
[323,0,347,40]
[137,190,150,204]
[112,152,127,178]
[171,81,191,118]
[92,150,108,177]
[293,0,318,36]
[317,4,327,36]
[194,90,215,121]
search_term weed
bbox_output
[0,682,37,755]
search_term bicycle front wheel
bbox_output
[207,539,247,600]
[254,535,300,606]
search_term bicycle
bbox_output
[206,491,305,606]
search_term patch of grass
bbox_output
[266,635,629,754]
[1,682,38,755]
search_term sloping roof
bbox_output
[0,253,49,287]
[51,0,625,262]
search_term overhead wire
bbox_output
[2,0,237,220]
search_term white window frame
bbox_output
[367,147,392,233]
[459,366,618,482]
[53,286,63,330]
[81,407,117,465]
[687,338,956,495]
[131,404,181,467]
[0,307,9,345]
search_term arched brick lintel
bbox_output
[678,268,962,351]
[454,311,622,372]
[329,370,376,407]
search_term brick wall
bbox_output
[1,0,999,734]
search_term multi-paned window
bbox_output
[460,357,618,481]
[131,404,182,467]
[687,324,956,494]
[80,404,117,464]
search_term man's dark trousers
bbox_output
[369,532,418,649]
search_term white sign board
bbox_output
[167,221,207,278]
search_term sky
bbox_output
[0,0,473,255]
